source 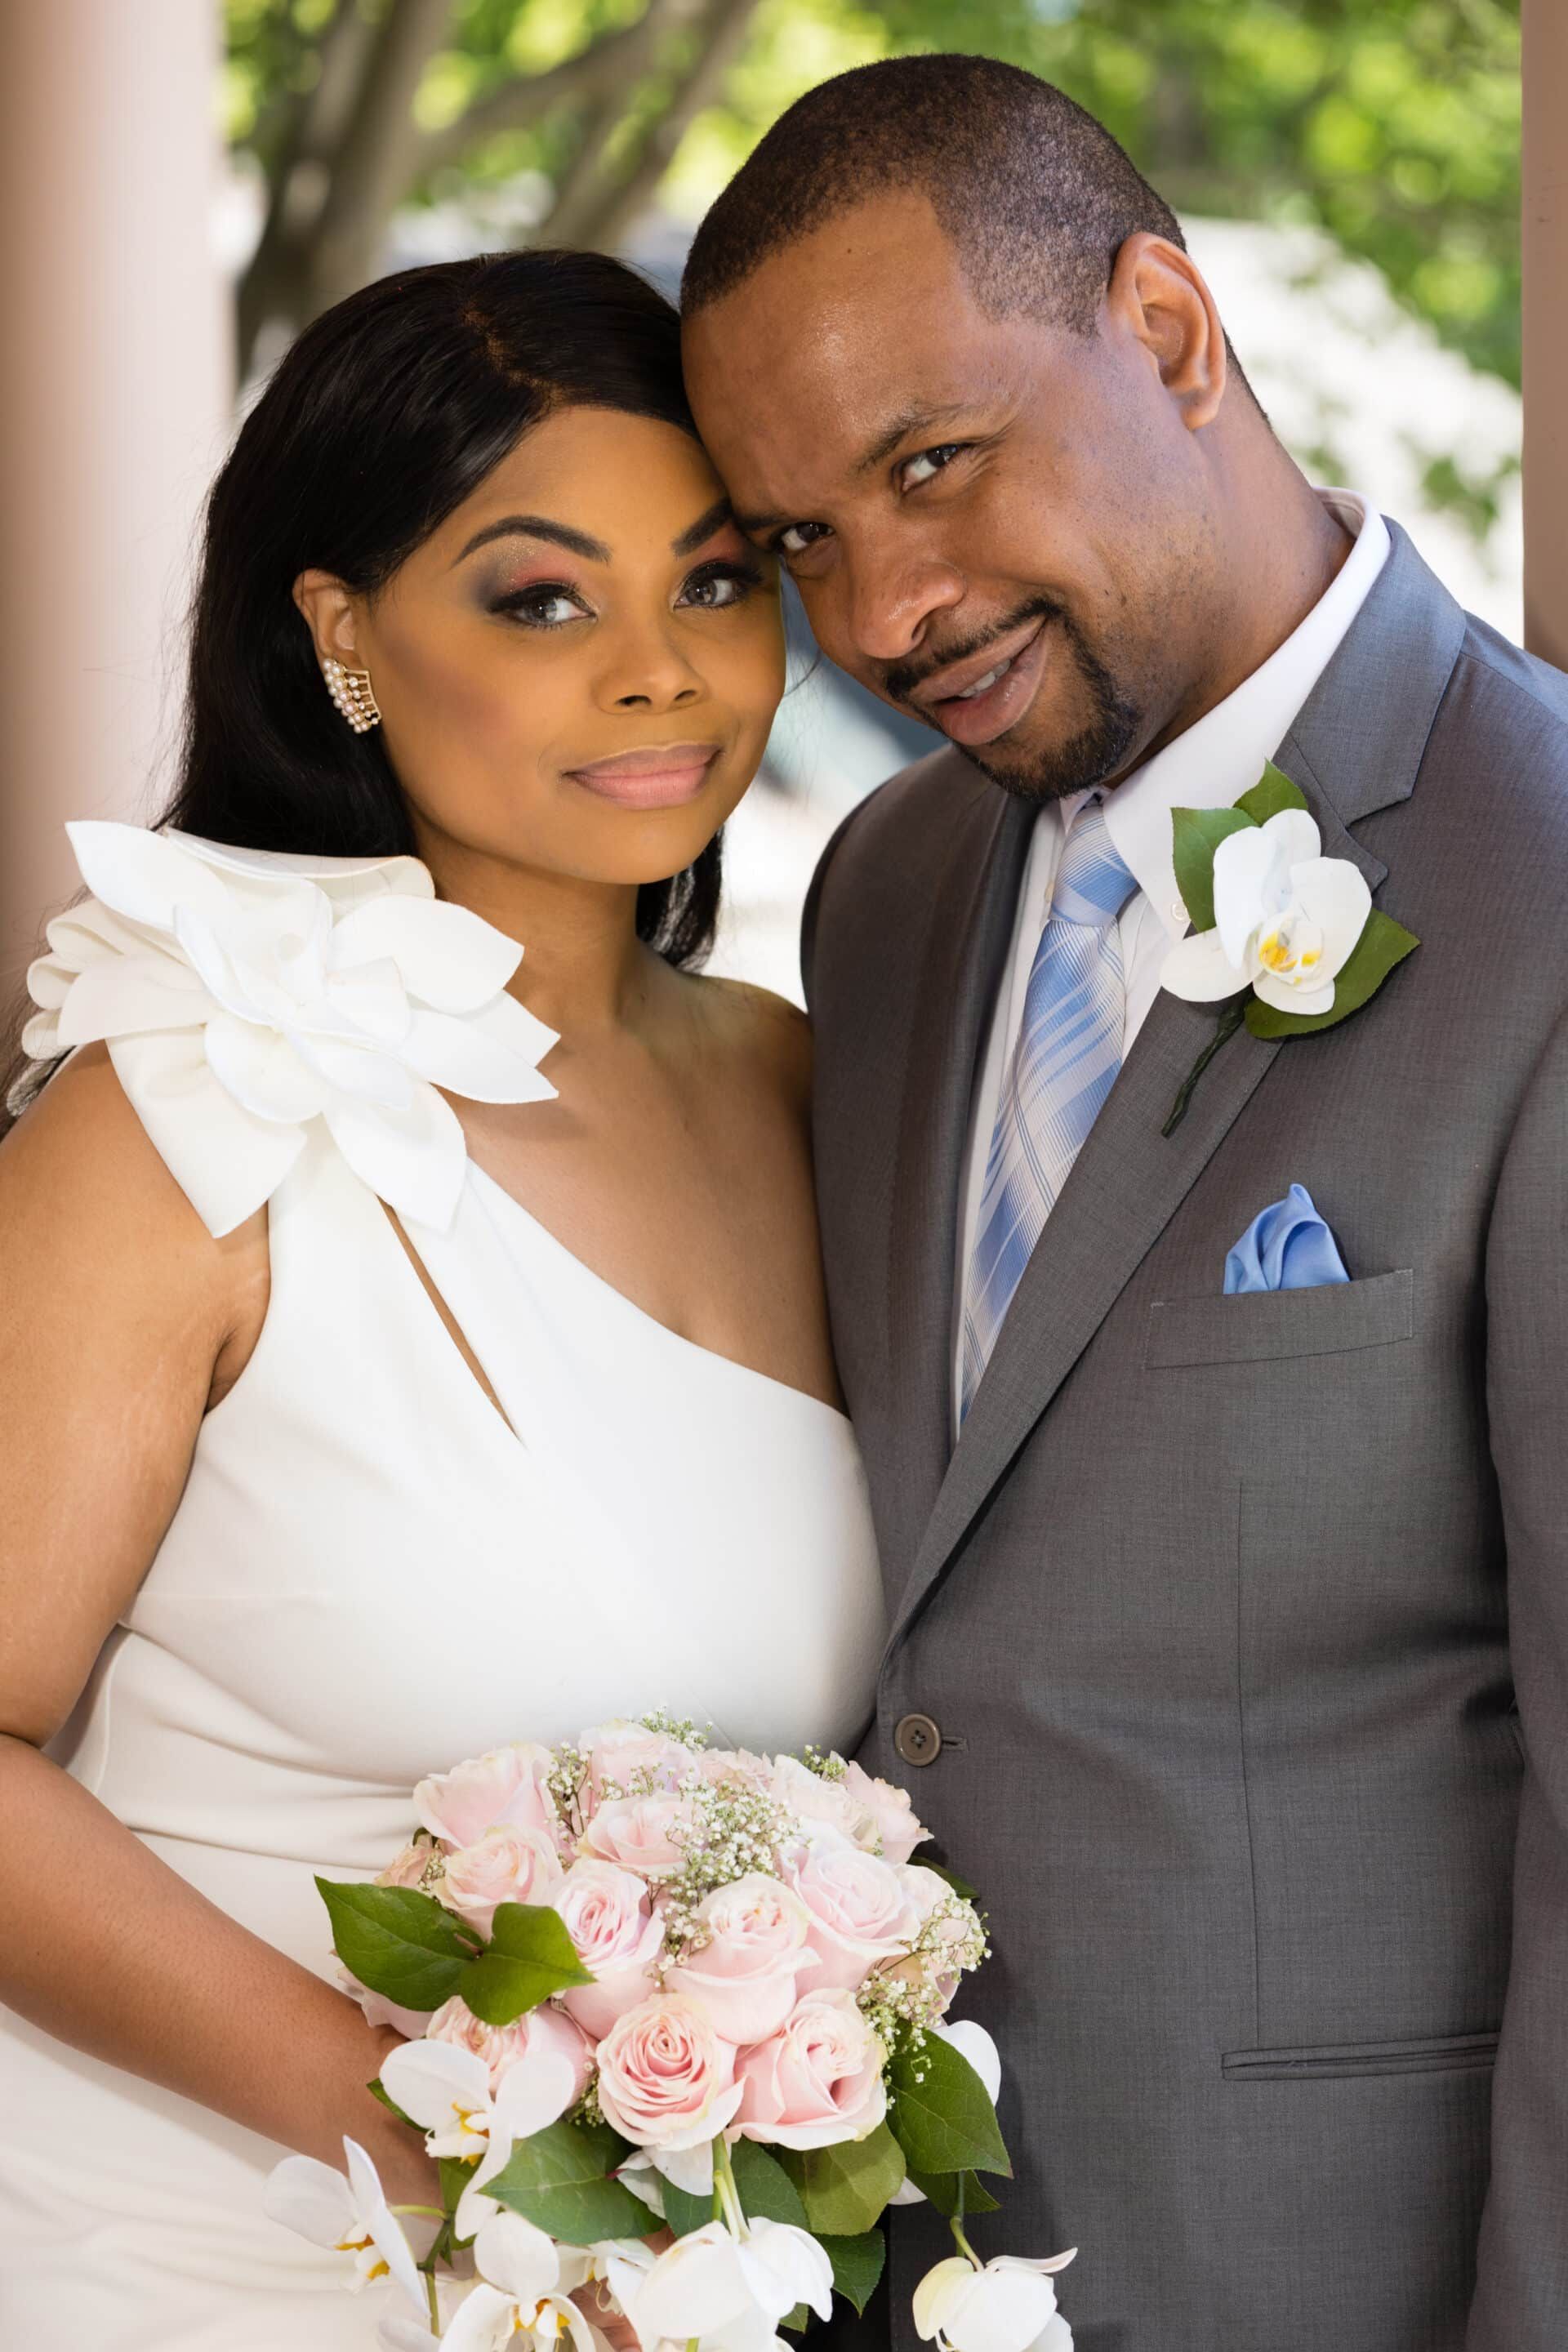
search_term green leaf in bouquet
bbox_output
[889,2035,1012,2178]
[485,2118,653,2246]
[821,2228,887,2314]
[729,2139,809,2230]
[365,2074,418,2131]
[439,2156,478,2244]
[778,2121,906,2234]
[315,1878,473,2012]
[904,2167,1001,2217]
[1172,805,1254,933]
[662,2178,715,2238]
[459,1900,595,2027]
[779,2307,811,2334]
[1234,763,1310,828]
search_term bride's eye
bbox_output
[899,443,966,491]
[491,581,593,629]
[678,558,766,610]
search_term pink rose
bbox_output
[735,1989,887,2149]
[665,1873,820,2046]
[595,1994,743,2152]
[771,1755,878,1848]
[552,1860,666,2039]
[841,1763,930,1866]
[691,1747,772,1792]
[581,1721,697,1804]
[425,1993,591,2102]
[578,1792,692,1878]
[415,1744,558,1851]
[376,1838,439,1891]
[439,1824,563,1940]
[786,1842,920,1991]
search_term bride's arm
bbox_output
[0,1047,434,2205]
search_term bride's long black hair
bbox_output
[4,251,721,1127]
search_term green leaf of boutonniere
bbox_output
[1172,805,1254,933]
[1244,909,1421,1039]
[1234,762,1310,828]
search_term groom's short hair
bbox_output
[682,54,1186,332]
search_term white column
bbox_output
[1523,0,1568,669]
[0,0,232,996]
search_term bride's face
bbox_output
[305,406,784,889]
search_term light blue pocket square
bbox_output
[1224,1183,1349,1295]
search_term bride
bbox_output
[0,250,884,2343]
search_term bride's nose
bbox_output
[595,617,704,713]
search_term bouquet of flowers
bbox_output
[265,1715,1076,2352]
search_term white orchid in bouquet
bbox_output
[265,1715,1077,2351]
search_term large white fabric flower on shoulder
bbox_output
[22,822,557,1234]
[1160,808,1371,1018]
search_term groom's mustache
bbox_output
[879,596,1063,710]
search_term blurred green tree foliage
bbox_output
[226,0,1519,389]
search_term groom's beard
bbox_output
[881,597,1144,805]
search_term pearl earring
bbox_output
[321,654,381,734]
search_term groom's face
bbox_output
[683,192,1216,800]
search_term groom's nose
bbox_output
[831,541,966,668]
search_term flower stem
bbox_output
[392,2203,445,2218]
[950,2217,982,2271]
[713,2133,745,2237]
[1162,998,1248,1137]
[424,2264,441,2332]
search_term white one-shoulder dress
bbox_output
[0,823,884,2348]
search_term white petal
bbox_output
[491,2042,579,2143]
[332,895,523,1012]
[739,2221,834,2324]
[1259,808,1322,870]
[474,2210,562,2303]
[934,2020,1001,2105]
[1290,856,1372,979]
[379,2315,442,2352]
[1159,929,1250,1004]
[205,1013,331,1125]
[942,2264,1060,2352]
[889,2176,930,2206]
[1252,971,1336,1016]
[1210,827,1280,971]
[51,951,208,1047]
[65,821,229,935]
[380,2036,491,2133]
[991,2254,1077,2279]
[439,2281,518,2352]
[913,2258,976,2341]
[324,1081,469,1230]
[632,2225,754,2342]
[294,1030,416,1111]
[324,956,415,1046]
[402,1004,559,1106]
[108,1033,305,1236]
[651,2138,715,2198]
[343,2138,430,2314]
[261,2154,356,2248]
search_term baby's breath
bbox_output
[640,1710,708,1749]
[801,1745,847,1781]
[656,1769,795,1969]
[858,1894,991,2055]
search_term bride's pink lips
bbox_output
[564,742,721,809]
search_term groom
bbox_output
[681,52,1568,2352]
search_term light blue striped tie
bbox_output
[960,800,1135,1421]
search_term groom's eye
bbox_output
[898,443,967,491]
[777,521,832,557]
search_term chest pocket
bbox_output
[1143,1267,1414,1370]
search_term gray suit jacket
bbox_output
[804,528,1568,2352]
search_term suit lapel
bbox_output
[879,779,1034,1595]
[880,521,1463,1664]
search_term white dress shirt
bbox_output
[952,488,1391,1420]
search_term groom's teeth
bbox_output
[957,656,1013,700]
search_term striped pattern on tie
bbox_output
[960,799,1136,1421]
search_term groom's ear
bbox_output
[1107,230,1228,432]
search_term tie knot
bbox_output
[1050,800,1134,929]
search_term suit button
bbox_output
[893,1712,942,1767]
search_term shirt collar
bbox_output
[1090,489,1391,944]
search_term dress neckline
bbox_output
[466,1164,853,1429]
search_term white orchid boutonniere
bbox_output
[1158,763,1419,1134]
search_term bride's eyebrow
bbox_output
[670,497,735,557]
[455,514,611,564]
